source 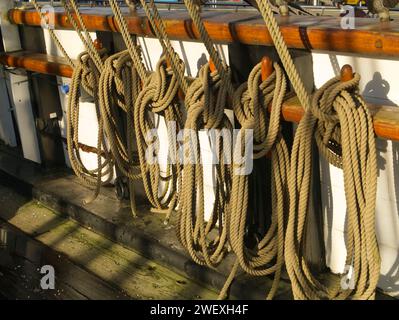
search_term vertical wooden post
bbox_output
[261,56,273,82]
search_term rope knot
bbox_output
[185,63,231,130]
[233,62,286,159]
[311,73,361,167]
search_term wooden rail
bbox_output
[1,50,398,141]
[8,8,399,58]
[0,51,73,78]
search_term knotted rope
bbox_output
[177,63,233,267]
[285,70,380,300]
[99,50,143,216]
[134,56,184,221]
[219,61,290,300]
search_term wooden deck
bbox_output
[8,7,399,58]
[0,183,218,300]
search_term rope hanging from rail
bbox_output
[98,50,143,216]
[219,59,290,300]
[31,0,114,201]
[285,67,380,300]
[169,0,235,268]
[112,0,185,220]
[254,0,380,299]
[177,61,233,268]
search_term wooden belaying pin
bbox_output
[261,56,273,82]
[340,64,354,82]
[209,58,216,73]
[93,39,103,51]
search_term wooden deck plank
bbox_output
[2,201,218,300]
[8,8,399,58]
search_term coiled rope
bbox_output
[133,55,184,221]
[285,71,380,300]
[178,62,233,268]
[61,0,114,204]
[219,61,290,300]
[254,0,380,299]
[98,50,143,216]
[112,0,186,220]
[31,0,114,201]
[172,0,235,268]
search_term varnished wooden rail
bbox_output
[8,8,399,58]
[1,50,398,141]
[0,51,73,78]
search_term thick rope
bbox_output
[62,0,112,203]
[219,62,290,300]
[62,0,103,71]
[177,63,232,268]
[31,0,75,68]
[67,50,114,192]
[32,0,112,199]
[110,0,147,81]
[99,50,143,216]
[255,0,311,112]
[134,55,184,221]
[285,74,380,300]
[140,0,190,95]
[183,0,234,96]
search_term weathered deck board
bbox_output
[8,7,399,58]
[0,195,218,300]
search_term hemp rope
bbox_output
[254,0,380,299]
[219,62,290,300]
[133,55,184,221]
[177,62,233,268]
[140,0,190,95]
[31,0,113,200]
[31,0,75,68]
[62,0,113,204]
[111,0,186,220]
[285,74,380,300]
[183,0,234,97]
[99,50,143,216]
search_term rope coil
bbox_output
[134,56,184,221]
[285,69,380,300]
[219,61,290,300]
[177,63,233,268]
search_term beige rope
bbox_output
[183,0,234,96]
[31,0,75,68]
[66,50,114,192]
[255,0,311,112]
[219,62,290,300]
[61,0,112,203]
[285,74,380,300]
[134,55,184,221]
[99,50,143,216]
[140,0,190,95]
[110,0,147,81]
[177,63,232,267]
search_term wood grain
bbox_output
[8,8,399,58]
